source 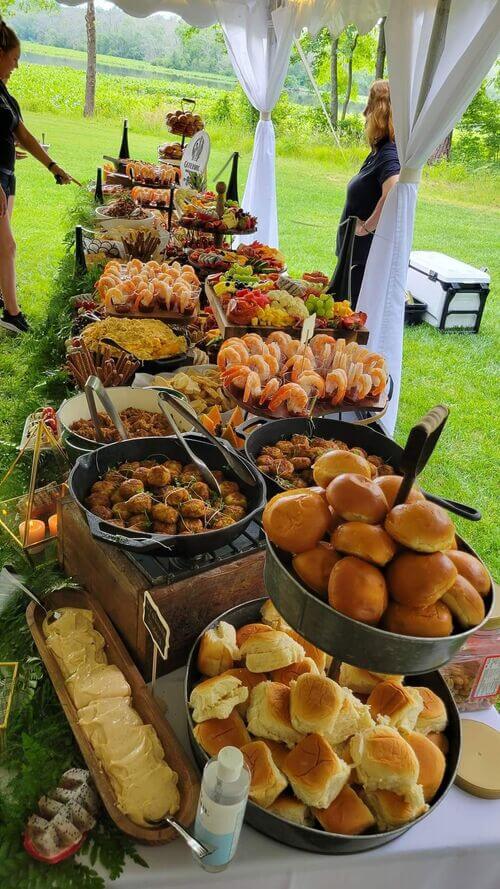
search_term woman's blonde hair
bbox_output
[365,80,394,148]
[0,17,20,53]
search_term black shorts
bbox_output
[0,171,16,198]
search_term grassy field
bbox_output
[0,111,498,575]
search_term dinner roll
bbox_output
[263,739,290,771]
[282,733,351,809]
[414,687,448,735]
[338,663,404,695]
[313,785,376,835]
[326,687,374,746]
[262,488,331,553]
[363,786,428,831]
[312,450,372,488]
[236,623,273,649]
[446,550,490,596]
[189,674,248,723]
[246,681,303,747]
[285,629,329,673]
[373,475,425,509]
[402,730,446,802]
[385,501,456,553]
[240,629,305,673]
[260,599,290,632]
[332,522,397,567]
[197,621,239,677]
[328,557,388,626]
[193,711,250,756]
[387,551,458,607]
[271,657,319,687]
[268,794,313,826]
[349,725,419,794]
[383,600,453,637]
[241,740,288,808]
[326,474,389,524]
[290,674,345,735]
[427,732,450,756]
[292,543,341,596]
[367,681,423,732]
[223,668,267,716]
[441,575,486,628]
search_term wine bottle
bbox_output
[325,215,357,305]
[226,152,239,203]
[119,119,129,160]
[74,225,87,276]
[94,167,103,204]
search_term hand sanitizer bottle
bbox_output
[194,746,250,872]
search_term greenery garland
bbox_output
[0,193,148,888]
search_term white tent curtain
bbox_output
[355,0,500,434]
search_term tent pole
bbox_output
[414,0,452,118]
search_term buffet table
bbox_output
[111,668,500,889]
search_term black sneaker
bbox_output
[0,310,30,334]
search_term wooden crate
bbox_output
[57,497,266,680]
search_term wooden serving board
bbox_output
[26,588,199,845]
[223,381,388,420]
[205,280,369,344]
[103,305,198,323]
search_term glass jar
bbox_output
[441,616,500,711]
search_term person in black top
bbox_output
[336,80,400,307]
[0,18,74,334]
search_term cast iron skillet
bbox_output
[239,416,481,521]
[68,434,266,556]
[185,598,461,855]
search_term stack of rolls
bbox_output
[188,602,450,835]
[262,451,490,637]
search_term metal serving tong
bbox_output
[145,815,212,859]
[84,375,127,443]
[158,392,222,496]
[0,566,61,624]
[394,405,481,520]
[157,389,257,488]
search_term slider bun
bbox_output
[326,474,389,524]
[385,501,456,553]
[313,785,376,835]
[446,550,490,596]
[260,599,290,632]
[189,674,248,723]
[366,680,423,732]
[271,657,319,687]
[282,733,351,809]
[328,557,388,626]
[241,740,288,808]
[285,628,329,673]
[441,575,485,628]
[383,600,453,637]
[197,621,239,677]
[263,739,290,771]
[387,551,458,607]
[290,674,345,735]
[326,687,374,746]
[236,622,273,649]
[402,730,446,802]
[246,681,303,747]
[268,793,313,826]
[332,522,397,567]
[312,450,371,488]
[362,786,427,831]
[338,663,404,695]
[193,710,250,756]
[349,725,419,794]
[292,542,341,596]
[263,488,331,553]
[224,667,267,716]
[427,732,449,756]
[414,687,448,734]
[374,475,424,509]
[239,629,305,673]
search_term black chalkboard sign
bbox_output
[142,591,170,660]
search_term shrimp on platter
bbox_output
[247,354,273,383]
[296,371,326,399]
[217,346,248,371]
[325,368,348,406]
[259,377,281,405]
[220,364,253,390]
[282,354,314,381]
[268,383,309,415]
[242,371,262,403]
[241,333,268,355]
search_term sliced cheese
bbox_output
[115,761,180,825]
[66,664,130,710]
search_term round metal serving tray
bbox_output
[265,540,495,675]
[185,598,461,855]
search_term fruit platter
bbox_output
[205,264,369,342]
[174,187,257,235]
[95,258,200,320]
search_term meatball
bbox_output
[275,440,294,456]
[112,502,130,520]
[164,460,183,480]
[141,459,157,468]
[191,481,211,501]
[219,480,239,497]
[261,446,283,459]
[119,461,140,474]
[104,469,125,484]
[310,437,331,449]
[179,518,204,534]
[210,514,236,529]
[91,505,113,521]
[127,514,151,531]
[290,456,311,471]
[179,499,207,518]
[367,454,384,468]
[291,434,309,448]
[147,465,171,487]
[213,470,225,482]
[110,518,125,528]
[223,505,246,521]
[130,466,151,485]
[291,476,309,488]
[91,480,116,497]
[85,493,111,510]
[224,492,247,508]
[180,465,203,483]
[152,521,178,535]
[274,458,295,479]
[151,503,179,524]
[378,463,395,476]
[110,489,125,505]
[118,479,144,500]
[331,440,349,452]
[126,492,153,513]
[163,486,190,506]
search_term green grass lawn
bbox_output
[1,111,499,574]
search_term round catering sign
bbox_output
[180,130,211,185]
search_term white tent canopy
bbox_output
[58,0,500,432]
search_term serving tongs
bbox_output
[394,405,481,520]
[157,389,257,488]
[84,375,127,442]
[145,815,212,860]
[0,566,61,625]
[158,392,221,496]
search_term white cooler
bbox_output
[406,251,490,332]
